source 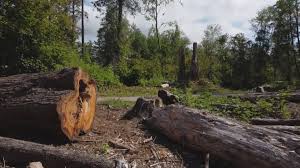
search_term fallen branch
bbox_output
[251,118,300,126]
[261,126,300,135]
[0,136,113,168]
[108,140,137,154]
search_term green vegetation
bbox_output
[100,143,110,154]
[99,100,135,109]
[173,90,291,122]
[99,86,157,97]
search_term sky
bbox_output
[82,0,277,43]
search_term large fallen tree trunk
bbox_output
[127,98,300,168]
[0,68,97,141]
[0,136,113,168]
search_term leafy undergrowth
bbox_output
[99,86,158,97]
[173,89,291,122]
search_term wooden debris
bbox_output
[0,136,113,168]
[27,162,44,168]
[108,140,137,154]
[0,68,97,141]
[158,90,179,106]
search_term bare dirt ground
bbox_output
[61,105,208,168]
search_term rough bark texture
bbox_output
[158,90,179,106]
[251,118,300,126]
[0,68,97,141]
[190,42,199,81]
[0,136,113,168]
[128,98,300,168]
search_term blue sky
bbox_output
[82,0,277,43]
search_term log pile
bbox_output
[126,98,300,168]
[0,68,97,141]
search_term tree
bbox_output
[94,0,140,66]
[0,0,77,75]
[142,0,179,49]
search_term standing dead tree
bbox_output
[190,42,199,81]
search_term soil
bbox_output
[61,105,207,168]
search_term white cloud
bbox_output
[82,0,277,43]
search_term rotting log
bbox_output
[0,136,114,168]
[238,92,300,103]
[251,118,300,126]
[0,68,97,141]
[127,98,300,168]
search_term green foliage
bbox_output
[100,143,110,154]
[99,86,157,97]
[173,89,292,122]
[100,100,135,109]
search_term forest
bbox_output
[1,1,300,168]
[1,0,300,90]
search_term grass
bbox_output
[99,100,135,109]
[99,86,158,97]
[173,89,291,122]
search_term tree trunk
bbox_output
[190,42,199,81]
[126,99,300,168]
[81,0,85,58]
[0,68,97,141]
[0,136,113,168]
[177,46,186,84]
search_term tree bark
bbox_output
[127,99,300,168]
[81,0,85,57]
[0,136,113,168]
[190,42,199,81]
[251,118,300,126]
[0,68,97,141]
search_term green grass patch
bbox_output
[99,86,158,97]
[99,100,135,109]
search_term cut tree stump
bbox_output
[0,136,113,168]
[0,67,97,141]
[127,98,300,168]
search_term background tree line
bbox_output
[0,0,300,89]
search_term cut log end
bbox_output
[56,68,97,140]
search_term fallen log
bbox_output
[0,68,97,141]
[0,136,113,168]
[251,118,300,126]
[127,98,300,168]
[238,92,300,103]
[261,126,300,135]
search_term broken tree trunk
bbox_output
[127,98,300,168]
[251,118,300,126]
[0,68,97,141]
[0,136,113,168]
